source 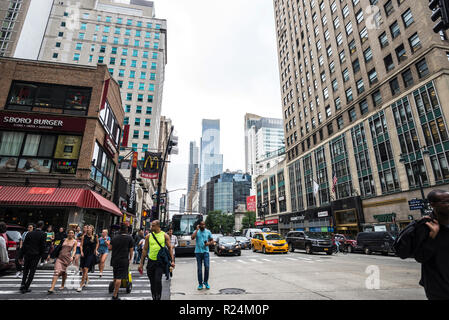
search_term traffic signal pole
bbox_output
[154,126,174,222]
[429,0,449,33]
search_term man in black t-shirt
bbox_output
[109,224,134,300]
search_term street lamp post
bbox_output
[399,146,430,217]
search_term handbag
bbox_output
[50,239,64,259]
[151,232,171,265]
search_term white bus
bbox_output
[171,213,203,255]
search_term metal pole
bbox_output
[154,126,174,221]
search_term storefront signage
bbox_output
[128,180,136,214]
[265,219,278,225]
[373,213,396,223]
[246,195,256,212]
[317,211,329,217]
[104,134,117,158]
[28,187,55,195]
[0,112,86,132]
[291,215,305,221]
[255,221,264,226]
[408,199,424,210]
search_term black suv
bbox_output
[285,231,333,255]
[354,231,396,255]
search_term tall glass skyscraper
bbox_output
[200,119,223,186]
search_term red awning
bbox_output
[0,187,122,217]
[81,190,123,217]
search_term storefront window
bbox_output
[91,141,115,192]
[0,131,80,174]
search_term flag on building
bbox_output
[332,171,338,194]
[313,179,319,196]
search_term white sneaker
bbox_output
[15,272,22,278]
[39,263,44,267]
[77,287,82,292]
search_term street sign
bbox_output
[409,199,424,210]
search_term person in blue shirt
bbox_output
[191,221,214,290]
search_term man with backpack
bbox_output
[394,189,449,300]
[138,220,175,300]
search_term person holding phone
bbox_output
[191,221,214,290]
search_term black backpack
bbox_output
[393,217,432,259]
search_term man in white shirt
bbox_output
[167,228,178,279]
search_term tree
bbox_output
[205,211,235,234]
[241,211,256,231]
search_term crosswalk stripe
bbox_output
[249,259,262,264]
[237,259,248,264]
[285,257,298,261]
[261,259,271,262]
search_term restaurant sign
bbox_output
[0,112,86,132]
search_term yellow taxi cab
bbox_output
[251,232,288,254]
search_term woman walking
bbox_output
[77,225,98,292]
[98,229,110,278]
[74,225,85,269]
[41,225,55,266]
[47,229,77,294]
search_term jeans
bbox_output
[195,252,210,286]
[133,248,142,264]
[147,259,164,300]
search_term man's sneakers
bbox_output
[15,271,22,278]
[198,283,210,290]
[20,287,31,294]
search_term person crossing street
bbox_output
[138,220,174,300]
[191,221,214,290]
[20,221,46,294]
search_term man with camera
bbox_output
[191,221,214,290]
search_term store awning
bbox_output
[0,187,122,217]
[82,190,122,217]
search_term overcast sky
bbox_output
[15,0,283,213]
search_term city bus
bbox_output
[171,213,203,255]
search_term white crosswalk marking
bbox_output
[285,257,298,261]
[237,259,248,264]
[0,269,165,300]
[261,259,271,262]
[249,259,262,264]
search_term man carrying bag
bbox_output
[138,220,174,300]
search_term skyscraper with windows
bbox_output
[270,0,449,235]
[187,141,199,194]
[0,0,31,57]
[200,119,223,187]
[37,0,166,163]
[244,113,285,193]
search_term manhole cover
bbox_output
[219,288,246,295]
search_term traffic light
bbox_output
[429,0,449,33]
[132,151,138,168]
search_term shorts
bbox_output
[76,247,81,255]
[112,263,129,280]
[98,248,108,255]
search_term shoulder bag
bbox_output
[151,232,171,265]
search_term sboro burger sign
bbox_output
[0,112,86,132]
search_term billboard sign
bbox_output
[246,195,256,212]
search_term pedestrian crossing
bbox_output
[175,254,332,265]
[0,269,168,300]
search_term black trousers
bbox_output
[147,260,164,300]
[21,255,40,290]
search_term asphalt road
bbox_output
[0,249,426,300]
[170,249,427,300]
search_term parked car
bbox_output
[235,236,250,249]
[285,231,333,255]
[209,234,223,251]
[0,224,25,272]
[354,231,396,255]
[251,232,288,254]
[214,236,241,256]
[334,234,357,253]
